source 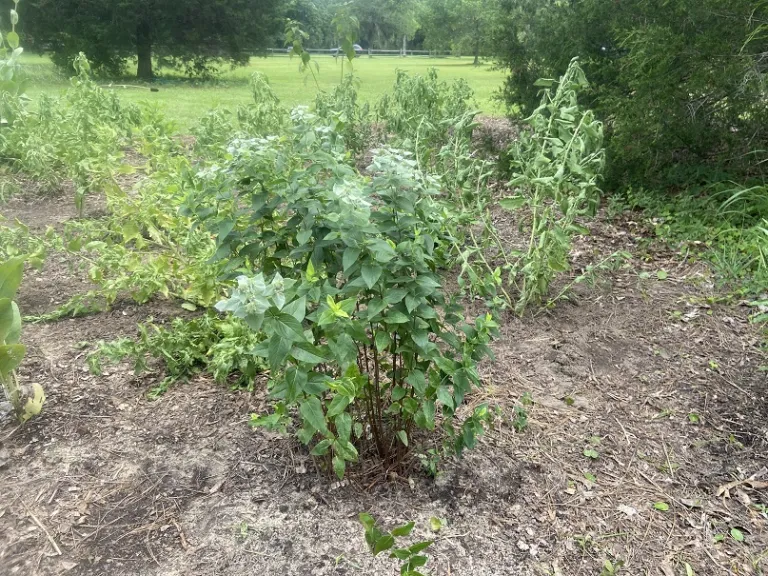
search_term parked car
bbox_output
[331,44,363,57]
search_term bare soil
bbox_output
[1,178,767,576]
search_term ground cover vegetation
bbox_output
[1,1,767,575]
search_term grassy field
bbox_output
[22,53,506,132]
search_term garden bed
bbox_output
[2,187,766,576]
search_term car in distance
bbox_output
[331,44,363,57]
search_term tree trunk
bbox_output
[402,34,406,57]
[473,28,480,66]
[136,17,153,80]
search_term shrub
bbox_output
[196,112,497,477]
[495,0,768,188]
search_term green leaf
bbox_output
[266,311,306,342]
[391,522,415,537]
[405,294,420,313]
[335,412,352,443]
[299,397,328,435]
[0,298,15,342]
[282,296,307,322]
[730,527,744,542]
[311,439,333,456]
[373,534,395,555]
[334,439,358,461]
[396,430,408,446]
[6,31,19,49]
[291,342,330,365]
[343,247,361,272]
[583,448,599,459]
[0,258,24,300]
[180,302,197,312]
[359,512,375,531]
[266,335,291,371]
[407,541,432,554]
[326,394,350,418]
[361,263,383,289]
[657,270,668,280]
[368,240,397,263]
[366,298,387,318]
[297,229,312,246]
[436,385,454,409]
[499,195,527,210]
[653,502,669,512]
[0,343,25,376]
[433,356,456,375]
[408,555,429,568]
[429,517,445,532]
[421,400,435,429]
[374,331,391,352]
[383,289,408,304]
[391,386,406,401]
[384,310,410,324]
[5,301,20,344]
[405,371,427,396]
[332,455,346,479]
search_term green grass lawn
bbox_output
[21,53,507,132]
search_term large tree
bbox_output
[351,0,420,50]
[420,0,499,64]
[24,0,285,79]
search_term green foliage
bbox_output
[0,256,44,422]
[25,0,285,79]
[501,59,603,313]
[87,313,267,395]
[0,53,163,214]
[608,184,768,296]
[0,4,44,423]
[359,513,434,576]
[377,68,477,169]
[453,60,609,314]
[314,74,372,156]
[495,0,768,188]
[0,0,27,134]
[199,110,497,476]
[419,0,500,64]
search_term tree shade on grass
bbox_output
[22,0,284,79]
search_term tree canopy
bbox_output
[24,0,285,79]
[419,0,499,63]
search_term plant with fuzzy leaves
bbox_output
[501,58,604,313]
[211,145,497,478]
[0,257,44,422]
[453,59,606,314]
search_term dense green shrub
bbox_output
[495,0,768,188]
[189,110,497,477]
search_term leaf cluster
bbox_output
[359,513,433,576]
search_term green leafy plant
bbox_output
[87,312,267,396]
[446,60,609,315]
[499,58,604,313]
[511,405,528,432]
[0,257,44,422]
[377,68,477,169]
[0,0,27,135]
[206,130,498,477]
[359,513,434,576]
